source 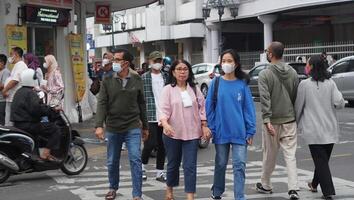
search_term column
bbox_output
[210,29,219,63]
[139,45,145,68]
[182,39,192,63]
[203,26,212,63]
[257,15,277,50]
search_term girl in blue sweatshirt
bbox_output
[206,49,256,200]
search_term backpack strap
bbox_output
[213,76,220,110]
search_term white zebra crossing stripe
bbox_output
[48,161,354,200]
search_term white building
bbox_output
[93,0,354,68]
[0,0,157,122]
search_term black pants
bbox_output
[309,144,335,196]
[14,122,61,150]
[141,122,165,170]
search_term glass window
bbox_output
[332,61,350,74]
[192,66,198,74]
[250,65,266,76]
[197,65,208,74]
[348,61,354,72]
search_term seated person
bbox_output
[11,69,61,161]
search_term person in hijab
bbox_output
[43,55,64,108]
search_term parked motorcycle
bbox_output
[0,109,88,184]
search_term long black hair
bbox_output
[309,55,331,82]
[167,59,196,88]
[220,49,249,83]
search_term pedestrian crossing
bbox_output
[47,160,354,200]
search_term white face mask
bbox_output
[8,56,14,64]
[43,63,49,69]
[151,63,162,70]
[222,63,236,74]
[102,59,110,67]
[112,63,122,73]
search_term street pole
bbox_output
[218,14,222,56]
[111,19,114,49]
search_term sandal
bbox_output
[308,182,318,193]
[105,190,117,200]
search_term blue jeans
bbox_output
[163,135,199,193]
[106,128,142,198]
[212,143,247,200]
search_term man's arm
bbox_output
[3,80,18,93]
[258,71,272,123]
[138,79,148,130]
[95,79,108,128]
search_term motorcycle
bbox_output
[0,109,88,184]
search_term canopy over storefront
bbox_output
[85,0,158,15]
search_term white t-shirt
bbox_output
[151,73,165,122]
[0,68,10,102]
[5,60,28,102]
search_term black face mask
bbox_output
[266,53,271,63]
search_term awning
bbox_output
[85,0,158,15]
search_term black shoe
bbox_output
[255,182,273,194]
[288,190,299,200]
[210,195,222,199]
[322,195,333,200]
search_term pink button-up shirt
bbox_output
[159,84,207,141]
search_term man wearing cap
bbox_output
[141,51,168,182]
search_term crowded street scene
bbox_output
[0,0,354,200]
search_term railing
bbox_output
[238,41,354,69]
[239,51,262,69]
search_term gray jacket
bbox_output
[295,78,345,144]
[258,62,299,124]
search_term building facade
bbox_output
[93,0,354,69]
[0,0,157,122]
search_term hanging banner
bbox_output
[68,34,86,102]
[6,25,28,55]
[95,4,111,24]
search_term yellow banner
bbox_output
[68,34,86,102]
[6,25,28,69]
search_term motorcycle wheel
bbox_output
[61,144,88,175]
[0,151,11,184]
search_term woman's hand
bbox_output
[201,126,212,141]
[163,123,175,137]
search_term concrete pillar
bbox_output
[210,28,219,64]
[203,26,212,63]
[258,15,277,50]
[139,45,145,67]
[182,39,192,63]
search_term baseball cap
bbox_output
[148,51,163,61]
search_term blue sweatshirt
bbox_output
[206,77,256,145]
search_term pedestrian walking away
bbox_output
[95,48,149,200]
[141,51,169,182]
[295,55,345,200]
[256,41,300,200]
[159,59,212,200]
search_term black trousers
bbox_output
[141,122,165,170]
[309,144,335,196]
[14,122,61,150]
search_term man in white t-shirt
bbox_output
[141,51,168,182]
[2,47,28,126]
[0,54,11,125]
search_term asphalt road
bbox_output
[1,103,354,200]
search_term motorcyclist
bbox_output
[11,69,61,161]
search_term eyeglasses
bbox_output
[175,68,189,72]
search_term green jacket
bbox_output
[258,62,299,124]
[95,69,148,133]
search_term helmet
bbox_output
[21,69,38,87]
[163,56,172,66]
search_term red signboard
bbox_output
[95,4,111,24]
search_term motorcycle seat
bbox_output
[0,126,33,138]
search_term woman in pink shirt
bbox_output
[43,55,64,108]
[159,59,211,200]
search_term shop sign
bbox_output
[23,5,70,26]
[26,0,73,9]
[68,34,86,103]
[95,4,111,24]
[6,25,28,70]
